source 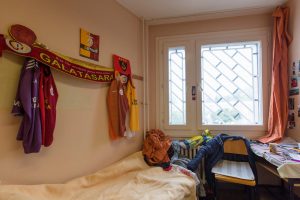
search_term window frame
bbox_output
[158,40,196,130]
[200,41,263,126]
[167,46,187,126]
[156,28,271,136]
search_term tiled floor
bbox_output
[202,184,300,200]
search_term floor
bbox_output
[203,184,300,200]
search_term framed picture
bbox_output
[289,88,299,96]
[80,28,99,61]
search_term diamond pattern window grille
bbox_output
[168,47,186,125]
[201,42,262,125]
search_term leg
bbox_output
[212,176,218,200]
[281,179,285,195]
[255,186,259,200]
[249,186,255,200]
[288,179,294,200]
[214,181,217,200]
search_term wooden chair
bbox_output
[212,139,257,200]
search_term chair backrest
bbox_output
[223,139,248,155]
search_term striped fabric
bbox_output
[251,143,292,167]
[212,160,255,180]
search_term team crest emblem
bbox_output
[6,38,31,54]
[119,60,127,71]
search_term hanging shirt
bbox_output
[39,65,46,145]
[118,81,129,137]
[126,80,139,132]
[107,79,120,140]
[42,64,58,147]
[107,79,129,139]
[12,59,42,153]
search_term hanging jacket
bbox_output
[107,79,120,140]
[107,78,129,139]
[42,64,58,147]
[39,65,46,145]
[12,59,42,153]
[118,80,129,137]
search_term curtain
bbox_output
[259,7,292,143]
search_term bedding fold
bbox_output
[0,151,196,200]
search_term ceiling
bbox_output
[116,0,287,21]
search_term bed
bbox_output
[0,151,198,200]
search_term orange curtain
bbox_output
[259,7,292,143]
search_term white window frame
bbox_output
[157,40,196,130]
[156,28,271,137]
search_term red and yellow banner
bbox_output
[113,54,132,76]
[0,34,114,82]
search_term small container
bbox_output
[269,143,278,154]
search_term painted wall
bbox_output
[280,2,300,195]
[287,0,300,141]
[0,0,143,184]
[148,13,272,137]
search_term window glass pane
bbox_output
[201,42,262,125]
[168,47,186,125]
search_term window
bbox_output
[168,47,186,125]
[201,42,262,125]
[157,29,270,135]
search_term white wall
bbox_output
[287,0,300,141]
[0,0,144,184]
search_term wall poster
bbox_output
[80,28,99,61]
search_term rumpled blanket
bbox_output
[0,151,197,200]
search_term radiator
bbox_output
[179,145,200,159]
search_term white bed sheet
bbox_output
[0,151,197,200]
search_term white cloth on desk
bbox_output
[251,142,300,179]
[278,163,300,178]
[251,143,286,167]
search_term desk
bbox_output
[251,143,300,200]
